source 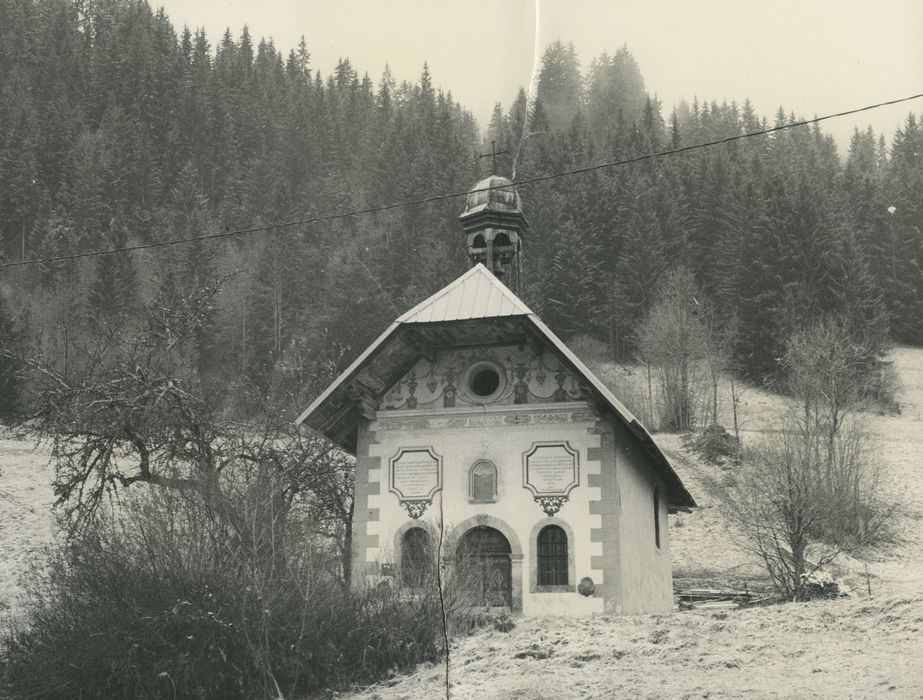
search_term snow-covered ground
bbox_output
[0,431,54,619]
[2,348,923,694]
[342,594,923,699]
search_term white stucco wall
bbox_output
[347,342,678,617]
[362,401,606,616]
[613,421,674,614]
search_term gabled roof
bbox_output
[295,264,695,510]
[396,264,533,323]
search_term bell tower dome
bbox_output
[459,175,528,294]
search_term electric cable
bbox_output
[2,91,921,271]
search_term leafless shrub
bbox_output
[782,317,892,545]
[1,469,444,699]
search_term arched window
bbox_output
[469,461,497,503]
[537,525,568,586]
[653,486,661,549]
[401,527,432,587]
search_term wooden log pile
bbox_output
[674,588,758,610]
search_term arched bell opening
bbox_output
[491,232,516,278]
[469,233,488,266]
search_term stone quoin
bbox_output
[295,175,696,615]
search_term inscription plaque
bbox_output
[389,447,442,518]
[523,442,579,516]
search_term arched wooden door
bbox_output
[457,526,512,609]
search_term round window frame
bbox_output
[463,361,506,403]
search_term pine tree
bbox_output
[883,113,923,343]
[536,41,582,131]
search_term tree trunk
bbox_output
[730,376,741,461]
[342,512,353,586]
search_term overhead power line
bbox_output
[2,91,922,271]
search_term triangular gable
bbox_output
[294,265,533,429]
[295,265,696,510]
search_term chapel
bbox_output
[295,175,696,615]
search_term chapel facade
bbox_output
[296,176,695,616]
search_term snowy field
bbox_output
[0,432,54,620]
[343,594,923,700]
[2,348,923,695]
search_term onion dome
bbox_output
[460,175,524,221]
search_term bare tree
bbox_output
[727,317,891,599]
[18,278,356,582]
[637,268,707,431]
[781,317,890,544]
[728,430,837,599]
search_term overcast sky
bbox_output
[156,0,923,151]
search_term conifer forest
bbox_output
[1,0,922,419]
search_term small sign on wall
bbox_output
[389,447,442,518]
[523,441,579,516]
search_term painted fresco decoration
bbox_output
[389,447,443,519]
[523,441,580,516]
[379,345,587,411]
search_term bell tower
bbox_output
[459,175,528,295]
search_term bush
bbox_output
[685,424,739,463]
[1,479,444,699]
[800,571,844,600]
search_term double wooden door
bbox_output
[457,526,512,609]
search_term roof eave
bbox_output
[294,320,401,429]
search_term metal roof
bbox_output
[396,264,533,323]
[295,264,696,510]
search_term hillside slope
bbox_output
[663,346,923,597]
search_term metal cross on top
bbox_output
[478,140,510,176]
